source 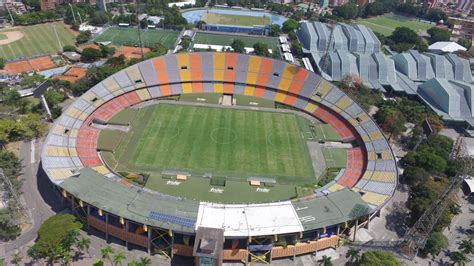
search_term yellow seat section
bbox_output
[246,56,261,85]
[328,183,345,192]
[103,77,122,94]
[244,86,255,96]
[136,88,151,101]
[78,113,88,121]
[313,80,332,98]
[48,146,76,157]
[93,165,110,175]
[83,91,104,107]
[331,106,342,114]
[213,53,225,92]
[48,168,75,180]
[368,131,383,140]
[69,129,78,138]
[381,150,392,160]
[278,64,297,91]
[274,91,286,103]
[368,152,377,161]
[370,171,396,183]
[362,171,374,180]
[357,113,370,124]
[351,187,361,193]
[361,134,370,142]
[304,102,318,113]
[361,192,389,206]
[126,65,145,87]
[335,96,353,110]
[53,125,66,135]
[68,148,78,157]
[65,107,82,119]
[177,54,191,82]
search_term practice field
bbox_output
[104,103,315,184]
[193,32,279,52]
[94,27,179,49]
[0,23,76,60]
[202,12,271,27]
[355,13,432,36]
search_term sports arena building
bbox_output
[41,52,398,265]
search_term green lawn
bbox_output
[104,103,315,184]
[0,34,7,41]
[193,32,279,52]
[202,12,270,26]
[355,13,433,36]
[0,23,76,59]
[94,27,179,49]
[322,148,348,169]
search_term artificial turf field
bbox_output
[355,13,432,36]
[0,23,76,59]
[193,32,279,52]
[202,12,270,26]
[110,103,315,183]
[94,27,179,49]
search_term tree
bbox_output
[113,252,126,266]
[423,232,448,256]
[63,45,76,52]
[101,246,114,265]
[318,255,332,266]
[27,214,82,263]
[0,58,4,69]
[359,251,398,266]
[180,36,191,50]
[332,3,359,20]
[90,11,109,26]
[427,27,451,44]
[282,18,298,33]
[253,42,269,57]
[100,45,116,58]
[415,37,429,53]
[290,40,303,58]
[81,48,102,62]
[269,24,281,37]
[458,240,474,254]
[76,31,91,44]
[402,166,429,186]
[346,248,361,263]
[425,9,447,23]
[457,38,472,49]
[77,237,91,257]
[231,39,245,53]
[390,27,419,45]
[450,251,470,265]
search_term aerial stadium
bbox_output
[41,52,398,265]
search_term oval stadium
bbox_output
[41,52,398,264]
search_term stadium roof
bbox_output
[42,52,398,235]
[428,41,467,53]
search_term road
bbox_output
[0,138,65,262]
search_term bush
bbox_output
[359,251,399,266]
[63,45,76,52]
[427,27,451,44]
[422,232,448,256]
[81,48,102,62]
[76,31,91,44]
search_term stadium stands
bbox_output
[42,52,397,260]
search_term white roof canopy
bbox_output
[428,42,467,53]
[195,201,304,237]
[464,177,474,194]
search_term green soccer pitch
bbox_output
[108,103,315,182]
[202,13,271,27]
[98,101,349,203]
[93,27,180,49]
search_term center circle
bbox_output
[210,127,237,144]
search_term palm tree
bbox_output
[458,240,474,254]
[127,260,138,266]
[101,246,114,265]
[12,252,22,266]
[318,255,333,266]
[113,252,126,266]
[138,257,151,266]
[77,237,92,257]
[450,251,471,266]
[346,248,361,263]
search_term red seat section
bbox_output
[337,147,365,187]
[313,106,356,142]
[76,126,102,167]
